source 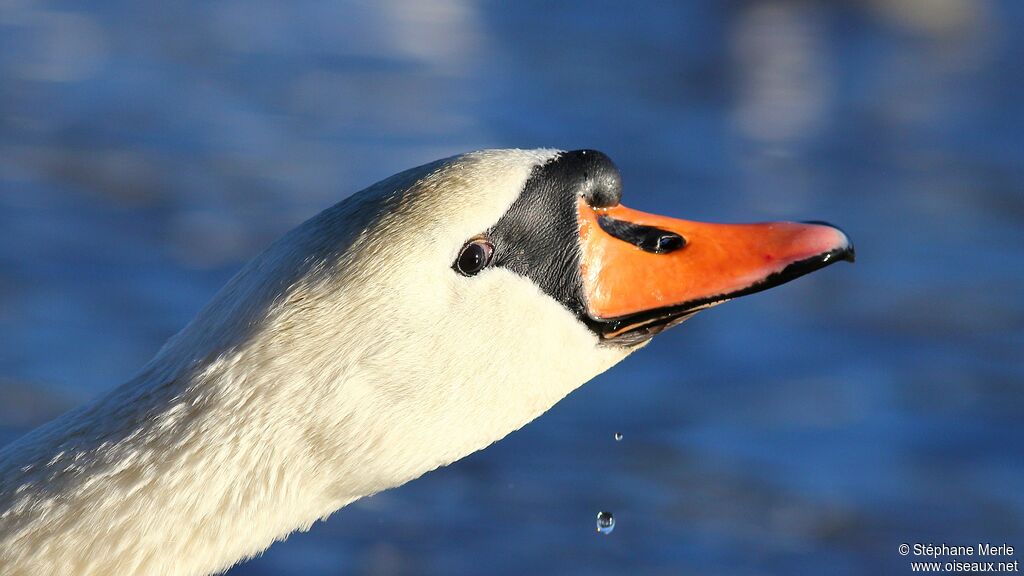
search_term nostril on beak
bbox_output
[649,233,685,254]
[598,215,685,254]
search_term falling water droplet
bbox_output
[613,432,623,441]
[596,511,615,534]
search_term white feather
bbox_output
[0,149,637,575]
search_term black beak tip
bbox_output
[842,243,856,263]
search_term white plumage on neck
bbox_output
[0,149,634,575]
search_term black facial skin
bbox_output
[483,149,618,324]
[478,149,682,345]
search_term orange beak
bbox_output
[578,199,854,342]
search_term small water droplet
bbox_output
[596,511,615,534]
[613,432,623,441]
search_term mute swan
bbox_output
[0,149,853,575]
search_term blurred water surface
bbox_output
[2,1,1023,574]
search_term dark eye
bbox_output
[454,238,494,276]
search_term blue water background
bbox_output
[1,2,1022,574]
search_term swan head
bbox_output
[167,148,852,498]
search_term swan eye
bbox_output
[454,238,494,276]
